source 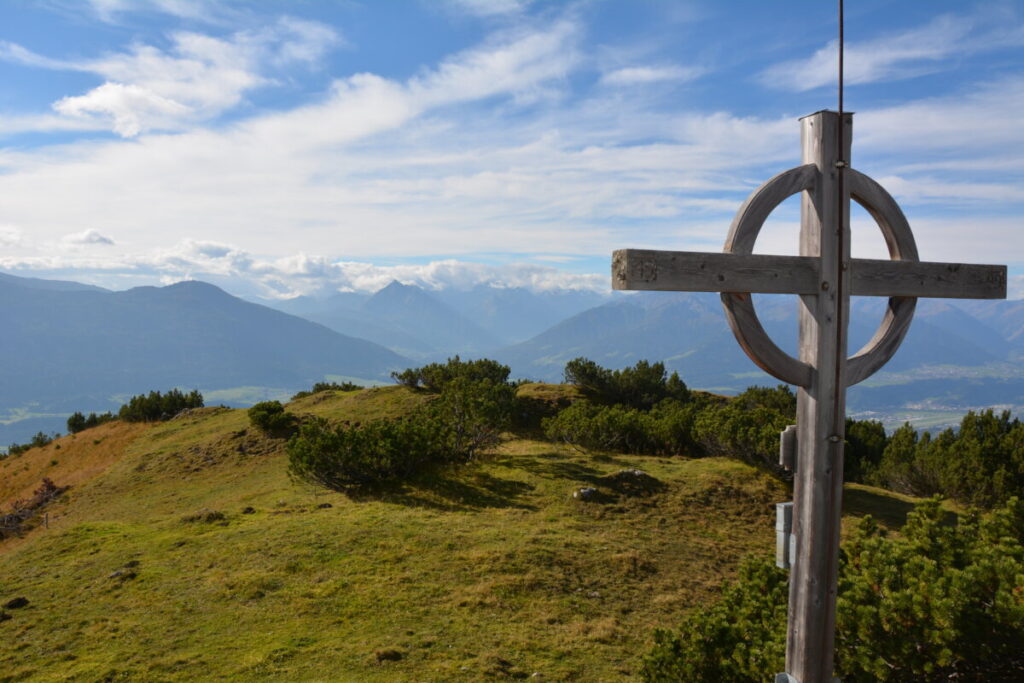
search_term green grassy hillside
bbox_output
[0,386,929,682]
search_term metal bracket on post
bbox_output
[776,502,795,570]
[780,424,797,471]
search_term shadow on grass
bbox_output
[346,470,538,512]
[843,486,958,530]
[501,455,606,486]
[503,454,667,500]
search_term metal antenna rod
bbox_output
[831,1,847,457]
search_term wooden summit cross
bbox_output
[612,111,1006,683]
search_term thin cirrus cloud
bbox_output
[85,0,231,24]
[443,0,531,18]
[759,14,978,91]
[0,17,341,137]
[600,65,704,87]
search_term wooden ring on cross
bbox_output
[719,164,918,389]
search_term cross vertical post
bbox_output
[611,107,1006,683]
[789,110,850,682]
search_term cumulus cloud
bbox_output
[61,229,116,246]
[54,83,191,138]
[0,240,608,298]
[2,18,341,137]
[0,8,1020,296]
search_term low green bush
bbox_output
[7,432,56,456]
[692,385,795,469]
[66,411,116,434]
[291,381,364,400]
[288,373,514,490]
[287,414,446,488]
[247,401,298,437]
[870,410,1024,509]
[118,389,204,422]
[542,398,700,455]
[563,357,689,409]
[642,497,1024,681]
[391,356,510,392]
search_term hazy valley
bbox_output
[4,271,1023,447]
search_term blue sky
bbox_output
[0,0,1021,298]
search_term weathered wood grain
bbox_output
[721,292,814,387]
[851,259,1006,299]
[613,250,1006,300]
[846,296,916,386]
[848,169,918,261]
[724,163,817,255]
[788,109,849,683]
[612,249,820,294]
[610,110,1008,683]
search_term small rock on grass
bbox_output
[3,597,28,610]
[573,487,598,501]
[108,569,137,581]
[374,648,404,663]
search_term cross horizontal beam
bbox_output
[612,248,1007,299]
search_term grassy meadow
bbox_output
[0,385,933,681]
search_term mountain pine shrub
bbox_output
[642,497,1024,681]
[391,356,511,392]
[542,398,700,455]
[7,432,57,456]
[118,389,204,422]
[66,411,116,434]
[290,381,364,400]
[690,385,795,468]
[288,371,514,489]
[870,409,1024,508]
[247,401,298,437]
[563,357,689,409]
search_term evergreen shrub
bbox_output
[66,411,116,434]
[642,497,1024,681]
[247,401,298,437]
[118,389,204,422]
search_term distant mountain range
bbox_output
[264,282,605,357]
[1,273,408,444]
[492,292,1024,416]
[3,271,1023,444]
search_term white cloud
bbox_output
[857,76,1024,155]
[61,229,116,246]
[761,14,977,91]
[444,0,531,18]
[54,83,191,138]
[0,10,1020,301]
[0,241,607,297]
[2,19,341,137]
[85,0,228,24]
[600,65,703,87]
[0,225,23,247]
[1009,275,1024,300]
